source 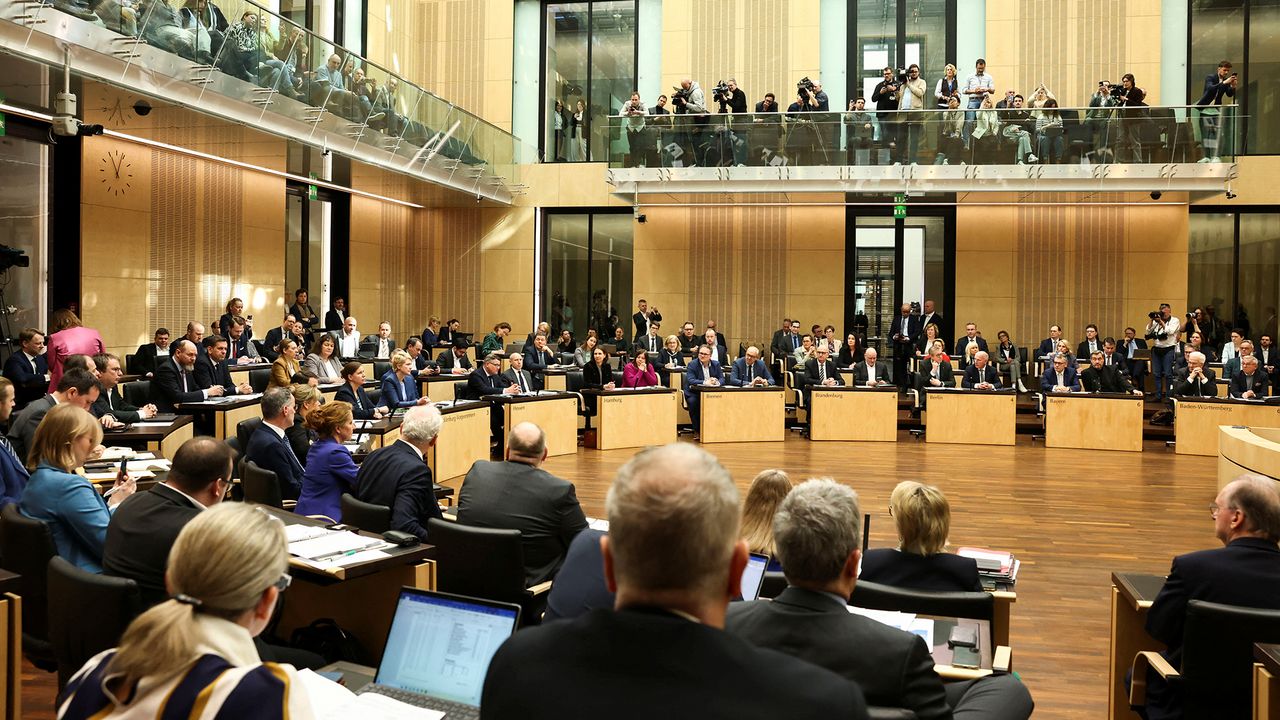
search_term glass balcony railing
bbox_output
[2,0,531,197]
[603,105,1244,169]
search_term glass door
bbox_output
[0,132,49,357]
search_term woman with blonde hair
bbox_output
[57,503,314,718]
[19,405,134,572]
[269,338,301,388]
[380,349,428,408]
[740,469,793,567]
[285,383,322,466]
[658,335,685,368]
[859,480,981,592]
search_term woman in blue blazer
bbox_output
[19,405,135,572]
[380,350,428,409]
[296,401,358,521]
[334,362,387,420]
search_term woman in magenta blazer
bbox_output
[46,309,104,393]
[622,348,658,388]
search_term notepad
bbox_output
[289,531,386,560]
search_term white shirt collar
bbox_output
[160,482,207,510]
[265,422,287,440]
[396,437,424,460]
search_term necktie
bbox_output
[517,372,527,393]
[0,436,21,467]
[181,369,189,392]
[230,339,237,357]
[819,363,826,382]
[792,335,799,350]
[282,434,302,470]
[650,336,657,351]
[747,365,753,382]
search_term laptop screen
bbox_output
[374,589,520,706]
[739,553,769,601]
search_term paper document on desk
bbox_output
[297,669,444,720]
[586,517,610,531]
[130,421,175,428]
[284,524,330,544]
[847,607,934,647]
[302,548,392,570]
[98,447,149,460]
[289,531,386,560]
[86,470,155,482]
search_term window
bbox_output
[543,210,633,344]
[542,1,637,162]
[850,0,954,106]
[1188,209,1280,341]
[1188,0,1280,154]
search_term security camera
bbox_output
[1150,191,1162,200]
[635,214,647,224]
[1225,190,1237,200]
[50,91,104,137]
[132,99,152,116]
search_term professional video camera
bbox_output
[671,84,693,105]
[0,245,29,272]
[797,76,815,101]
[1108,82,1125,99]
[712,80,731,102]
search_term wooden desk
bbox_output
[1218,426,1280,488]
[429,402,492,481]
[1256,644,1280,720]
[352,417,403,450]
[1109,572,1166,720]
[542,367,571,392]
[488,394,578,457]
[924,390,1018,446]
[0,570,19,720]
[419,374,467,402]
[177,395,262,439]
[1175,399,1280,456]
[107,415,194,459]
[809,386,898,442]
[697,386,785,443]
[657,367,692,426]
[1044,393,1145,452]
[585,387,678,450]
[265,507,434,660]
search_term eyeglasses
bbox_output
[887,505,895,517]
[273,573,292,591]
[1209,503,1236,519]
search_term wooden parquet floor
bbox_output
[22,434,1220,719]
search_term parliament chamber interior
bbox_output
[0,0,1279,718]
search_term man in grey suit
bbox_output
[456,422,588,585]
[725,479,1034,720]
[501,352,536,394]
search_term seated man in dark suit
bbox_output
[7,368,100,461]
[851,347,892,387]
[769,318,795,363]
[636,322,664,355]
[468,353,519,438]
[728,346,774,387]
[152,340,226,413]
[404,336,440,376]
[481,443,870,720]
[1229,354,1270,399]
[962,350,1002,389]
[243,387,304,501]
[727,479,1034,720]
[130,327,171,378]
[1076,323,1104,359]
[91,353,157,423]
[1120,327,1149,389]
[1036,324,1064,360]
[457,422,588,585]
[543,527,613,622]
[437,338,474,373]
[801,344,843,411]
[102,437,232,607]
[953,322,988,370]
[522,333,557,390]
[223,316,263,364]
[1101,337,1129,374]
[360,321,396,359]
[1172,350,1216,398]
[676,322,700,352]
[684,344,726,432]
[354,404,445,541]
[1040,352,1081,393]
[914,346,954,410]
[195,336,254,397]
[1140,475,1280,720]
[261,313,298,363]
[3,328,50,408]
[501,352,536,394]
[1258,334,1279,388]
[1080,350,1141,395]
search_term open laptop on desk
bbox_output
[356,588,520,718]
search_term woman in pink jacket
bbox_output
[47,309,104,393]
[622,348,658,388]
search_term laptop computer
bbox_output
[357,588,521,718]
[738,552,769,601]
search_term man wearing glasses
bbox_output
[1136,475,1280,719]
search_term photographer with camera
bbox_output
[621,91,651,168]
[669,78,708,166]
[872,67,902,157]
[785,78,827,165]
[1145,303,1181,401]
[896,64,926,164]
[1086,81,1118,159]
[713,78,748,166]
[1111,73,1147,162]
[1197,60,1237,162]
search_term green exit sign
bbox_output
[894,204,907,219]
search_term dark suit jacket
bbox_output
[729,358,773,386]
[500,368,535,393]
[436,349,473,371]
[1146,537,1280,668]
[544,528,613,622]
[0,432,28,507]
[334,383,382,419]
[323,309,346,332]
[91,387,143,424]
[1040,365,1082,393]
[244,422,304,500]
[523,346,557,389]
[657,348,686,367]
[890,315,921,351]
[772,331,802,360]
[152,359,205,412]
[481,606,869,720]
[261,327,293,362]
[359,334,396,359]
[130,343,167,376]
[7,394,54,461]
[1076,339,1106,360]
[726,587,949,720]
[456,460,589,585]
[803,358,844,387]
[3,352,48,408]
[1100,350,1129,374]
[1229,371,1270,398]
[684,361,725,403]
[860,548,983,592]
[466,368,509,400]
[916,359,954,388]
[1081,365,1135,393]
[1036,338,1059,359]
[581,361,613,389]
[1173,366,1217,397]
[953,336,989,368]
[851,361,890,386]
[193,354,235,394]
[354,440,441,540]
[101,484,201,608]
[962,363,1002,389]
[632,310,662,340]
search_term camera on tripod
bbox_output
[797,76,815,100]
[671,85,693,105]
[712,80,731,102]
[0,245,29,272]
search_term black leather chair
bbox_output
[374,361,391,380]
[241,459,285,508]
[849,580,996,645]
[248,369,272,394]
[426,518,548,626]
[47,556,142,690]
[236,416,264,455]
[366,387,383,406]
[760,570,787,599]
[121,380,151,408]
[340,493,391,533]
[0,503,58,671]
[124,353,140,376]
[1131,599,1280,719]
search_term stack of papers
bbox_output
[586,517,610,532]
[286,525,392,567]
[956,546,1020,584]
[847,606,935,648]
[98,447,151,460]
[298,669,444,720]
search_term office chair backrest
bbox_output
[236,416,265,455]
[340,493,391,533]
[850,580,995,642]
[566,370,586,394]
[124,353,140,376]
[241,459,284,508]
[760,570,787,599]
[0,503,58,668]
[427,518,526,603]
[366,387,383,405]
[612,370,626,385]
[47,556,141,690]
[121,380,151,408]
[374,361,392,379]
[248,368,272,394]
[1180,599,1280,719]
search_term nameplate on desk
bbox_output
[602,397,625,405]
[441,412,476,424]
[1181,401,1242,413]
[812,391,849,400]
